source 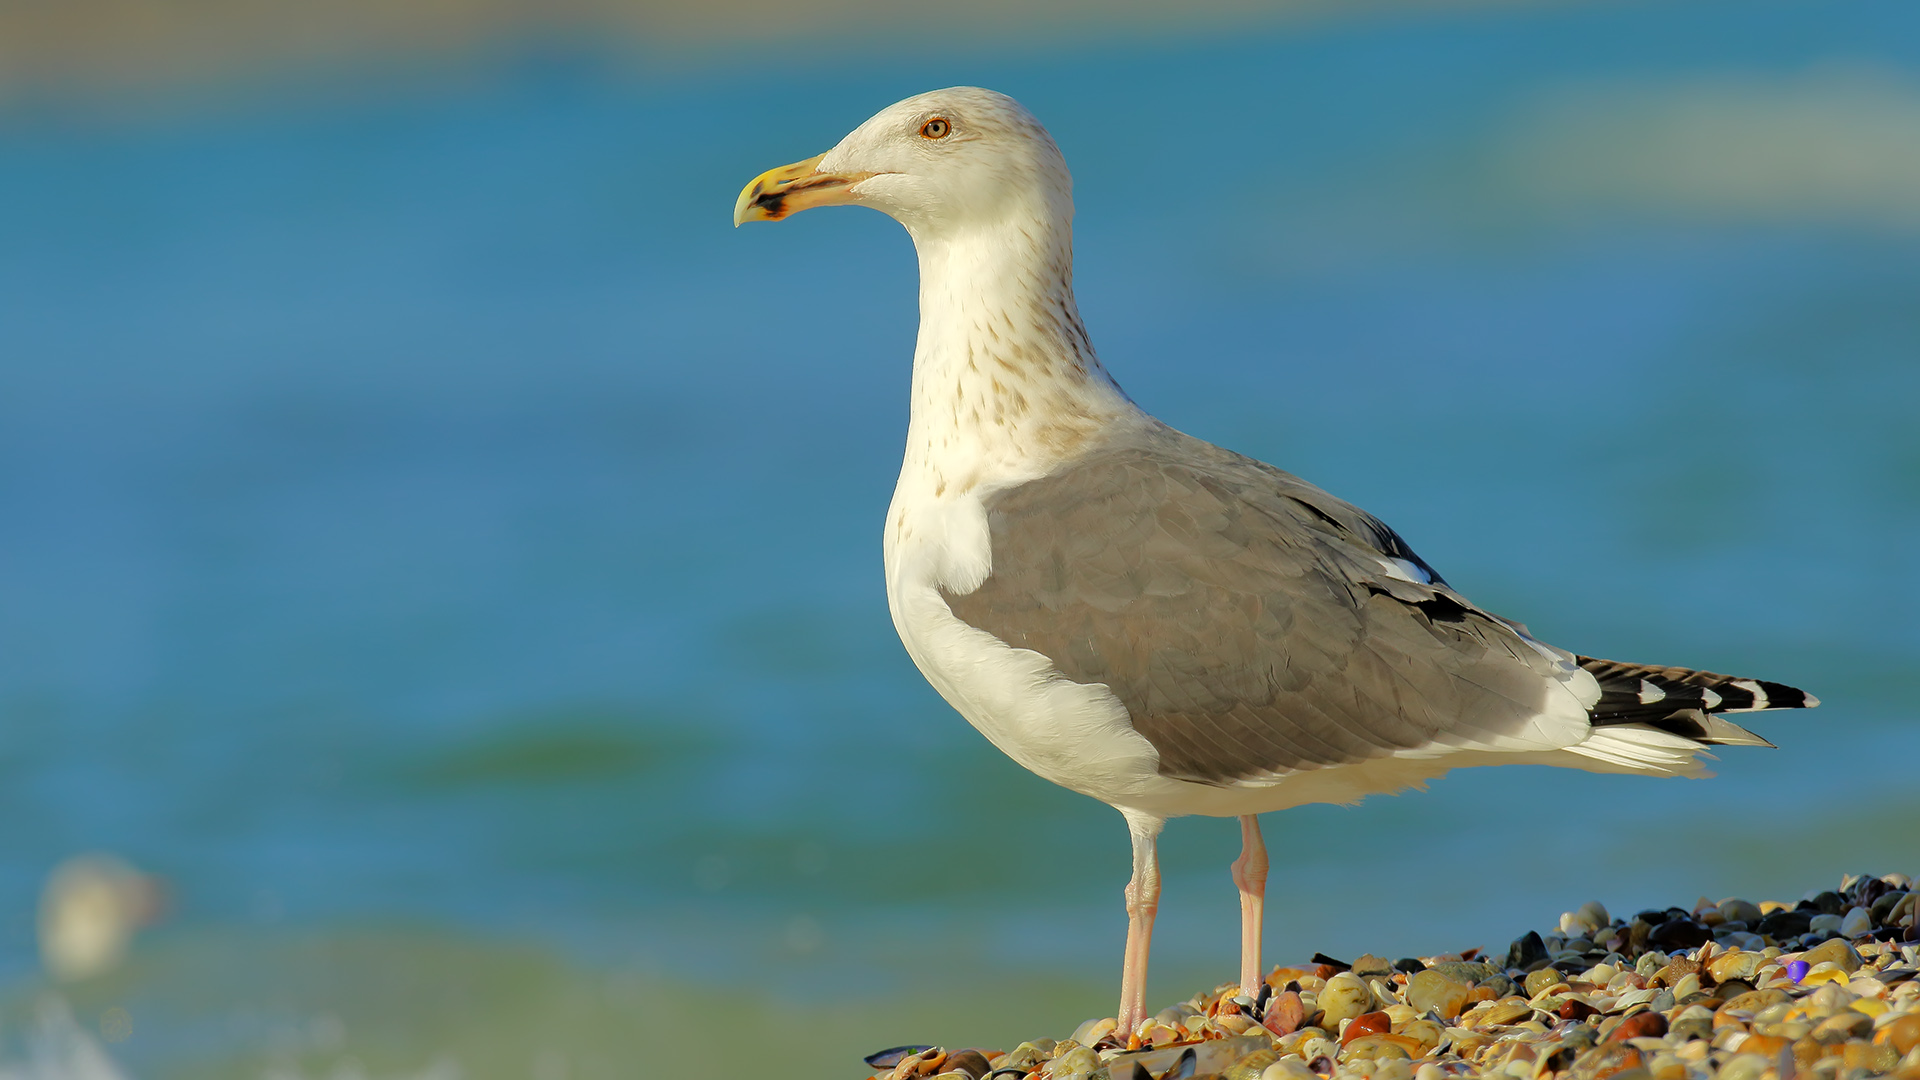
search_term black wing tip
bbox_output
[1755,679,1819,710]
[1575,656,1820,727]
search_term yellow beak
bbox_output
[732,154,874,226]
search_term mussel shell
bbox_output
[864,1045,937,1069]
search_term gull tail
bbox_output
[1575,656,1818,748]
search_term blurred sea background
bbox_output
[2,0,1918,1076]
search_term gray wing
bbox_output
[941,423,1573,786]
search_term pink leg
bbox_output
[1117,812,1164,1037]
[1232,814,1268,999]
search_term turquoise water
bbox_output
[2,1,1918,1076]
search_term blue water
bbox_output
[2,1,1918,1076]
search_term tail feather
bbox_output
[1576,656,1817,748]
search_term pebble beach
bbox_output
[865,873,1920,1080]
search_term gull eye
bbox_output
[919,117,951,140]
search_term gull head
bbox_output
[733,87,1071,240]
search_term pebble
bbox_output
[1843,906,1875,939]
[1523,967,1564,998]
[865,872,1920,1080]
[1706,950,1764,984]
[1802,937,1864,973]
[1320,973,1376,1032]
[1405,970,1472,1020]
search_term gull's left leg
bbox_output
[1231,814,1268,999]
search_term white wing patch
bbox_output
[1377,557,1433,584]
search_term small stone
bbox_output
[1048,1046,1100,1080]
[1840,906,1873,939]
[1812,1011,1872,1043]
[1405,969,1472,1020]
[1260,1060,1316,1080]
[1212,1013,1259,1036]
[1263,991,1305,1037]
[997,1043,1053,1071]
[1719,899,1764,925]
[1648,919,1710,951]
[1758,909,1813,940]
[1562,908,1596,936]
[1427,960,1497,985]
[1340,1034,1417,1062]
[1137,1020,1181,1047]
[1717,1052,1771,1080]
[1884,1013,1920,1056]
[1580,901,1612,932]
[1647,1043,1696,1076]
[1470,997,1533,1028]
[1560,998,1599,1022]
[1165,1001,1205,1021]
[1788,1035,1824,1071]
[1669,1014,1712,1042]
[1800,937,1863,973]
[1808,891,1845,915]
[1507,931,1549,971]
[1608,1012,1669,1043]
[1786,960,1810,983]
[1809,913,1844,935]
[1351,954,1393,977]
[1340,1010,1390,1045]
[1398,1018,1443,1055]
[1476,973,1516,999]
[1318,973,1373,1032]
[1869,889,1909,923]
[1609,987,1661,1014]
[1715,988,1790,1027]
[1574,1042,1643,1080]
[1707,950,1764,984]
[942,1050,991,1079]
[1843,1039,1899,1073]
[1524,967,1563,997]
[1294,1036,1339,1066]
[1069,1018,1114,1046]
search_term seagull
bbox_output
[733,86,1817,1037]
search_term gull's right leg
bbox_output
[1117,810,1165,1038]
[1231,814,1269,1000]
